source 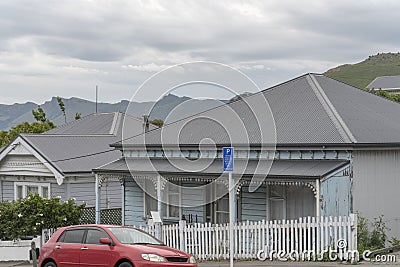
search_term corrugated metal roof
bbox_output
[15,112,150,174]
[95,158,349,178]
[316,75,400,143]
[367,75,400,89]
[45,112,119,135]
[119,73,400,147]
[22,135,121,173]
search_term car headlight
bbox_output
[189,255,197,263]
[141,253,166,262]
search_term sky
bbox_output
[0,0,399,104]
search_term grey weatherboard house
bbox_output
[94,73,400,239]
[0,112,154,213]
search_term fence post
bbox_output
[179,220,186,252]
[350,213,358,262]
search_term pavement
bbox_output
[1,258,399,267]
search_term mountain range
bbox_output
[0,95,227,131]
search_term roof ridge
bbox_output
[109,112,121,135]
[306,74,357,143]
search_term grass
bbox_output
[324,52,400,89]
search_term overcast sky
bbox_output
[0,0,399,104]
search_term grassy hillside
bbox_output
[324,52,400,89]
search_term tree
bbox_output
[32,106,47,124]
[0,106,56,147]
[149,119,164,128]
[75,112,82,120]
[57,96,67,123]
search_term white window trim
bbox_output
[14,182,51,200]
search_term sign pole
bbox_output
[229,171,234,267]
[223,147,235,267]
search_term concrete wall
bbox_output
[353,150,400,239]
[0,237,41,261]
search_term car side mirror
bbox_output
[100,238,112,245]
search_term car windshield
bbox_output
[107,227,163,245]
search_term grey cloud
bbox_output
[0,0,400,104]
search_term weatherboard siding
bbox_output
[69,182,96,207]
[320,174,350,217]
[100,180,122,209]
[241,185,267,221]
[124,179,145,226]
[353,150,400,239]
[181,182,205,223]
[50,183,67,201]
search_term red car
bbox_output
[39,224,197,267]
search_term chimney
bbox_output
[143,115,149,133]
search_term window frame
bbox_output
[14,182,51,200]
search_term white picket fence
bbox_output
[141,214,358,261]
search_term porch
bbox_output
[93,158,351,226]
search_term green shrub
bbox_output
[0,194,85,240]
[357,213,388,252]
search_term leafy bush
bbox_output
[357,213,388,252]
[0,194,85,240]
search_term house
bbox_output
[367,75,400,93]
[0,112,154,214]
[94,74,400,239]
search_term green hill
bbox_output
[324,52,400,89]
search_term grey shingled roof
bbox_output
[117,74,400,147]
[367,75,400,90]
[95,158,349,178]
[17,112,150,175]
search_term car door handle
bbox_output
[55,245,61,249]
[81,247,89,250]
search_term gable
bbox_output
[0,137,64,184]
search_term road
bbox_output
[1,258,399,267]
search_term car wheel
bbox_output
[118,262,133,267]
[44,261,57,267]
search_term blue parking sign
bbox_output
[223,147,234,172]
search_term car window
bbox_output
[62,229,85,244]
[57,231,66,243]
[107,227,163,245]
[85,229,110,245]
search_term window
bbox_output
[268,185,286,220]
[14,182,51,200]
[206,183,230,224]
[144,179,181,220]
[85,229,110,245]
[62,229,85,244]
[162,182,180,219]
